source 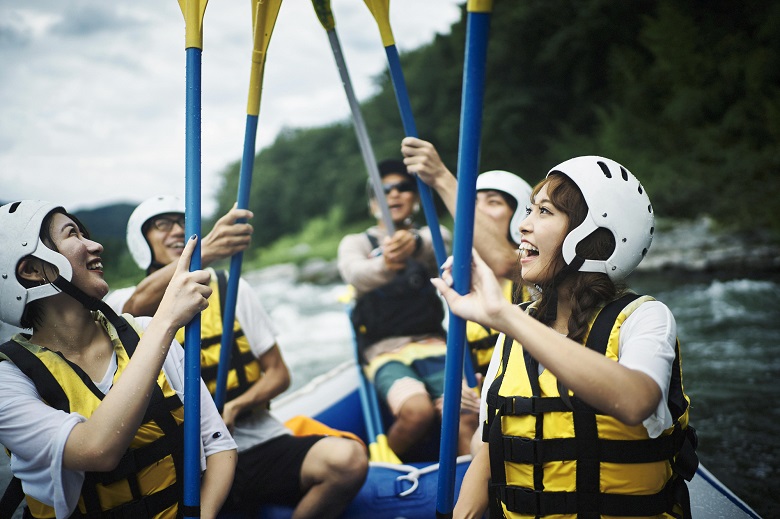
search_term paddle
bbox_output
[313,0,401,465]
[362,0,447,268]
[176,0,208,517]
[214,0,283,414]
[311,0,395,235]
[436,1,494,516]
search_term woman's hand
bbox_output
[431,249,510,329]
[156,236,213,330]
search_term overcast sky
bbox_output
[0,0,462,216]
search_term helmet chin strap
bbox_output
[541,255,586,323]
[51,276,133,336]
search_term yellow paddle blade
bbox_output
[177,0,209,50]
[247,0,284,116]
[363,0,395,47]
[375,434,402,464]
[311,0,336,32]
[467,0,494,13]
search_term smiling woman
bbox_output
[0,200,237,519]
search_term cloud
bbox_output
[0,0,462,215]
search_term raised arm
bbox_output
[402,137,519,279]
[432,251,662,426]
[64,236,212,471]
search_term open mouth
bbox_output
[519,243,539,259]
[87,260,103,271]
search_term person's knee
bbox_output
[310,438,368,486]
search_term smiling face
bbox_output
[517,182,569,285]
[144,212,186,267]
[370,173,418,226]
[45,212,108,299]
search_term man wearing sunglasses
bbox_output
[337,160,478,460]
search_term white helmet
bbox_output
[0,201,74,328]
[127,195,185,270]
[547,156,654,281]
[476,170,533,245]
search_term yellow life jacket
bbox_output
[174,269,262,402]
[466,281,529,375]
[0,314,184,519]
[484,294,699,519]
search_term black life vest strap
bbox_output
[71,481,181,519]
[0,340,71,412]
[0,475,23,519]
[497,474,685,517]
[500,429,685,465]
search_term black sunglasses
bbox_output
[382,180,416,194]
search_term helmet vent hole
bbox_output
[612,266,617,271]
[597,161,612,178]
[650,226,655,235]
[647,204,652,213]
[638,185,643,194]
[9,202,21,213]
[16,296,21,301]
[642,248,648,257]
[602,213,607,218]
[622,238,627,243]
[2,274,6,279]
[621,167,629,181]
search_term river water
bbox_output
[245,265,780,518]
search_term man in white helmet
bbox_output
[106,197,368,519]
[401,137,536,453]
[401,137,532,281]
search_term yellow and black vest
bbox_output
[0,316,184,519]
[466,281,529,375]
[174,269,262,402]
[484,294,699,518]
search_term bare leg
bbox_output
[292,437,368,519]
[386,393,436,456]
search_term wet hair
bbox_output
[18,209,91,330]
[520,173,624,343]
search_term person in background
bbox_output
[432,156,698,519]
[337,159,477,459]
[401,137,536,454]
[106,196,368,519]
[0,200,236,519]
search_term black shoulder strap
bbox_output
[0,340,70,412]
[585,293,642,356]
[216,269,227,320]
[365,232,379,251]
[0,475,23,519]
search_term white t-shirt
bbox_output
[0,315,236,519]
[106,274,289,452]
[477,300,678,439]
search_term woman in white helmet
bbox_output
[433,158,698,519]
[0,201,237,519]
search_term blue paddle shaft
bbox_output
[384,45,447,268]
[436,11,492,516]
[214,113,259,412]
[183,47,203,518]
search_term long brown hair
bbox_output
[528,173,625,343]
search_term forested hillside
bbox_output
[212,0,780,248]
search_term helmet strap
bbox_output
[51,277,133,337]
[542,255,586,323]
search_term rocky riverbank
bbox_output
[283,217,780,285]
